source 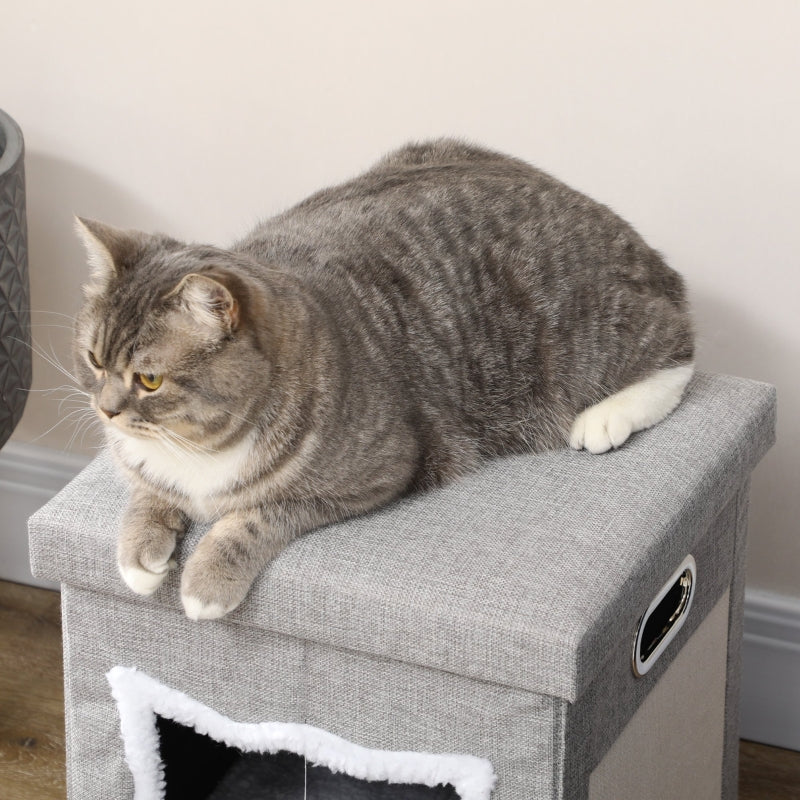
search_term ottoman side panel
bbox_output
[562,483,746,797]
[60,585,305,800]
[721,479,752,800]
[587,589,730,799]
[304,642,565,800]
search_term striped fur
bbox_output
[73,139,694,618]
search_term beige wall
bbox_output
[2,1,798,597]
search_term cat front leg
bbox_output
[180,490,399,620]
[118,489,187,596]
[180,508,294,621]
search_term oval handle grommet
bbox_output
[632,554,696,677]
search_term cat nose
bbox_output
[100,407,121,419]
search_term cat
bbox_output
[73,139,694,620]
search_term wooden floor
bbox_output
[1,580,65,800]
[1,580,799,799]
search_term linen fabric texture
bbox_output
[29,373,777,799]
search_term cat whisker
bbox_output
[57,392,91,416]
[22,383,86,397]
[65,410,102,452]
[29,406,98,447]
[58,398,92,418]
[29,383,92,414]
[20,381,92,423]
[0,307,77,323]
[27,323,77,332]
[17,369,99,449]
[12,336,79,385]
[158,432,217,478]
[162,428,218,457]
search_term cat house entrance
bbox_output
[157,715,460,799]
[107,666,495,800]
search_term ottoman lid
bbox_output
[29,373,776,701]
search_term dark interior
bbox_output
[156,715,461,800]
[640,568,692,662]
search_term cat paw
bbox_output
[117,499,182,596]
[180,593,230,621]
[179,514,277,620]
[569,398,634,454]
[180,555,251,621]
[118,558,176,596]
[570,365,695,454]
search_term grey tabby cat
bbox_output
[73,139,694,620]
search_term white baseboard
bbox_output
[741,589,800,751]
[1,442,799,751]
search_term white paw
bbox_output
[119,560,174,596]
[570,364,694,454]
[570,398,634,454]
[181,593,229,621]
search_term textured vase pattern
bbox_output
[0,110,31,449]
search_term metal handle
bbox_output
[632,555,696,677]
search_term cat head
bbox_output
[73,218,266,449]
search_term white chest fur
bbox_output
[111,430,255,521]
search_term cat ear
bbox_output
[74,217,142,297]
[168,273,240,335]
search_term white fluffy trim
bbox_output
[107,666,496,800]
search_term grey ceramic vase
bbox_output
[0,109,31,449]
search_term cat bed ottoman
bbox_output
[29,372,775,800]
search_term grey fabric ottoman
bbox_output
[29,372,776,800]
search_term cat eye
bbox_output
[88,351,102,369]
[135,373,163,392]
